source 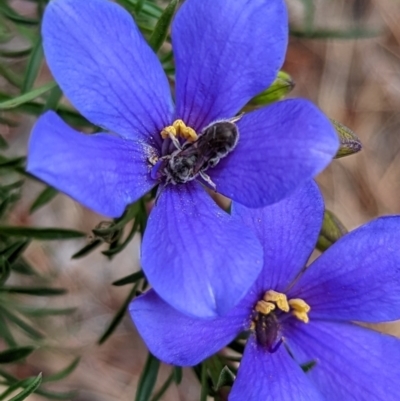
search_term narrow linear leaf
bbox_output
[0,239,30,264]
[102,219,139,257]
[11,258,37,276]
[16,306,76,317]
[71,239,102,259]
[98,282,139,344]
[0,3,39,25]
[0,180,24,192]
[149,0,178,52]
[0,314,16,347]
[0,47,32,58]
[173,367,182,385]
[21,37,43,93]
[43,357,80,383]
[290,27,381,39]
[200,362,209,401]
[0,95,91,126]
[0,306,44,339]
[0,367,17,383]
[43,84,63,112]
[0,346,36,364]
[8,373,42,401]
[0,258,10,285]
[135,353,161,401]
[113,270,144,286]
[135,0,146,14]
[0,63,22,88]
[35,389,78,400]
[0,286,66,296]
[0,81,56,110]
[0,377,34,401]
[150,371,174,401]
[0,155,25,168]
[0,226,85,240]
[122,0,162,18]
[30,186,58,213]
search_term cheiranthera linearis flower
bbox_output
[27,0,338,317]
[131,181,400,401]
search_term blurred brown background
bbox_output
[1,0,400,399]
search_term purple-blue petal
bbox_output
[141,182,263,318]
[290,216,400,323]
[173,0,288,131]
[42,0,173,142]
[233,181,323,293]
[229,336,324,401]
[210,99,339,208]
[27,111,155,217]
[284,320,400,401]
[130,289,249,366]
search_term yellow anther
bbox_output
[292,310,310,324]
[161,125,177,139]
[255,300,276,315]
[288,299,310,323]
[263,290,289,312]
[160,120,198,142]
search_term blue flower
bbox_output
[130,182,400,400]
[27,0,338,317]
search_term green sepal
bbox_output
[247,71,295,108]
[317,209,348,251]
[214,366,235,391]
[331,119,362,158]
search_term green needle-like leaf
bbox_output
[149,0,178,52]
[135,353,161,401]
[290,27,381,39]
[112,270,144,286]
[8,373,42,401]
[98,282,139,344]
[21,37,43,93]
[0,286,66,296]
[0,226,85,240]
[0,3,39,25]
[71,239,102,259]
[0,346,36,364]
[42,357,80,383]
[0,306,44,339]
[29,186,58,213]
[0,81,56,110]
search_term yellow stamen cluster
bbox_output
[161,119,198,142]
[288,299,311,323]
[254,290,310,324]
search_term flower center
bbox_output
[251,290,310,351]
[149,118,240,188]
[161,119,198,143]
